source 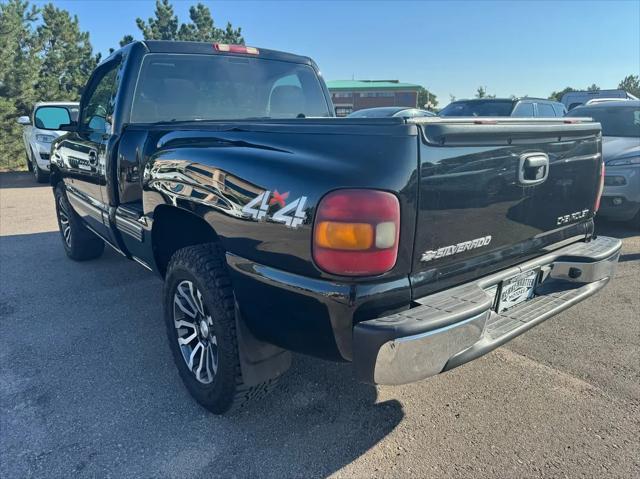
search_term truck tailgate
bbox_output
[410,118,602,298]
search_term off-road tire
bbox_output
[54,183,105,261]
[164,243,278,414]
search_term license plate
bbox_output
[497,269,538,313]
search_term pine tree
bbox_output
[35,3,97,102]
[136,0,179,40]
[0,0,40,170]
[618,75,640,98]
[136,1,243,44]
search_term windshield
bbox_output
[567,105,640,137]
[131,54,331,123]
[439,100,515,117]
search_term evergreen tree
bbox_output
[618,75,640,97]
[120,34,135,47]
[0,0,40,170]
[136,0,179,40]
[136,1,243,44]
[417,87,438,109]
[548,86,576,102]
[35,3,97,101]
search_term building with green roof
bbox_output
[326,80,422,116]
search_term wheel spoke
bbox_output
[196,345,205,381]
[177,330,197,345]
[174,293,197,319]
[188,341,203,370]
[187,282,205,316]
[195,288,206,316]
[176,282,198,318]
[174,319,196,330]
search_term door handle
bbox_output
[518,152,549,186]
[88,150,97,166]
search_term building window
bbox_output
[333,92,352,98]
[335,106,353,117]
[359,91,395,97]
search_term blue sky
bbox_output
[34,0,639,104]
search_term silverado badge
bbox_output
[421,235,492,262]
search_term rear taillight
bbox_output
[594,159,605,213]
[313,189,400,276]
[213,43,259,55]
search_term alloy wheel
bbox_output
[173,280,219,384]
[58,197,72,247]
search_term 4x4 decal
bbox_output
[242,190,307,228]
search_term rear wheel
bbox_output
[54,184,104,261]
[164,243,278,414]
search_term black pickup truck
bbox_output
[47,41,621,414]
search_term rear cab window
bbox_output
[439,100,515,117]
[130,54,331,123]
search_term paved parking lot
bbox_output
[1,172,638,478]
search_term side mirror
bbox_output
[58,121,78,132]
[17,116,31,126]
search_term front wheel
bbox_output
[30,149,47,183]
[164,243,278,414]
[54,184,105,261]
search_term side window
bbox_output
[537,103,556,117]
[553,104,567,117]
[512,102,534,117]
[81,61,120,133]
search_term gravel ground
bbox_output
[1,172,638,478]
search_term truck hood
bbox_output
[602,136,640,163]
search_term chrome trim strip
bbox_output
[115,214,144,242]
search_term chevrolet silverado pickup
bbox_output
[48,41,621,414]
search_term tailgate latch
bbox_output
[519,152,549,186]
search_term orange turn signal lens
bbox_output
[315,221,373,250]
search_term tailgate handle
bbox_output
[519,152,549,186]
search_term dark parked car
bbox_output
[348,107,435,118]
[567,101,640,227]
[439,98,566,117]
[47,40,619,414]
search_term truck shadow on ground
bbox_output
[0,171,42,189]
[0,231,403,478]
[595,217,639,240]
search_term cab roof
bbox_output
[140,40,315,67]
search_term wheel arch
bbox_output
[151,204,220,277]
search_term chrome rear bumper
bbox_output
[353,236,622,385]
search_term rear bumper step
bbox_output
[353,236,621,385]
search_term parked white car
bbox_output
[18,102,79,183]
